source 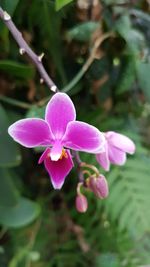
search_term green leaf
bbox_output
[116,55,136,94]
[42,2,67,84]
[55,0,73,11]
[67,22,99,42]
[130,9,150,24]
[0,104,21,167]
[0,197,41,228]
[0,60,35,80]
[136,61,150,100]
[115,15,146,55]
[0,168,19,207]
[95,253,120,267]
[1,0,20,16]
[0,168,41,228]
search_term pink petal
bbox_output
[108,144,126,165]
[45,93,76,139]
[50,140,63,161]
[63,121,105,153]
[96,142,110,171]
[38,148,50,164]
[106,131,135,154]
[44,150,74,189]
[8,118,53,148]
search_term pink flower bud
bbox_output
[75,194,88,213]
[89,175,109,199]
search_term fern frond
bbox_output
[105,150,150,238]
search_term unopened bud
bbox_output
[89,175,109,199]
[75,194,88,213]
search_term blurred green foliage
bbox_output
[0,0,150,266]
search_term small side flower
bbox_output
[96,131,136,171]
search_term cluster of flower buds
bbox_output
[75,164,109,213]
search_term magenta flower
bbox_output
[96,131,135,171]
[8,93,104,189]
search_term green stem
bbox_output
[0,95,32,109]
[62,67,85,93]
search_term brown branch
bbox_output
[0,6,58,93]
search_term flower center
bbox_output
[59,149,68,160]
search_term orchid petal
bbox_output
[96,142,110,171]
[45,93,76,139]
[108,144,126,165]
[38,148,50,164]
[8,118,53,148]
[63,121,104,153]
[106,131,135,154]
[44,150,74,189]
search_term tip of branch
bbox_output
[19,48,25,55]
[51,85,57,92]
[3,11,11,21]
[38,53,45,62]
[40,78,44,84]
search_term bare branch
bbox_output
[0,7,58,93]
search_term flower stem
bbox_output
[0,6,58,93]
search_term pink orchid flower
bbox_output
[8,93,104,189]
[96,131,135,171]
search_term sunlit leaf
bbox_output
[55,0,73,11]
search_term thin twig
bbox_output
[38,31,114,105]
[0,8,114,109]
[63,31,114,93]
[0,6,58,93]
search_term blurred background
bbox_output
[0,0,150,266]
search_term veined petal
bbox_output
[45,93,76,139]
[108,144,126,165]
[63,121,104,153]
[44,150,74,189]
[96,142,110,171]
[8,118,53,148]
[106,131,135,154]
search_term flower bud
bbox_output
[75,194,88,213]
[89,175,109,199]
